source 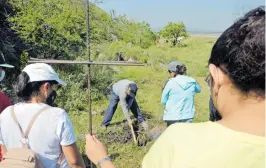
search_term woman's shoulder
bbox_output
[168,78,176,84]
[166,121,264,145]
[1,103,68,119]
[36,105,70,121]
[164,122,215,138]
[180,75,196,81]
[0,105,16,118]
[46,106,67,114]
[168,121,213,130]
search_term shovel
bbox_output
[129,122,138,144]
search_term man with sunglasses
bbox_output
[101,79,148,130]
[0,55,14,113]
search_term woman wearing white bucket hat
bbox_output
[0,63,85,168]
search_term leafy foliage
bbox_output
[0,0,29,94]
[9,0,156,62]
[9,0,87,59]
[120,21,156,49]
[160,22,188,46]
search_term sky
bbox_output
[98,0,264,32]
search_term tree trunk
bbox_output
[173,37,178,46]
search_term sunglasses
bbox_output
[205,74,211,88]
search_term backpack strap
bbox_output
[56,153,63,168]
[10,106,24,138]
[10,106,50,148]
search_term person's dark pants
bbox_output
[165,118,193,127]
[101,90,145,126]
[209,97,222,121]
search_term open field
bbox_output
[69,36,218,168]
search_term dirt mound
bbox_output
[105,124,133,144]
[98,122,134,144]
[98,121,166,146]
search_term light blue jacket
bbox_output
[161,75,201,121]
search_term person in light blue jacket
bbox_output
[161,62,201,126]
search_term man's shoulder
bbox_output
[113,79,134,92]
[116,79,135,85]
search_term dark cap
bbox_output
[0,54,14,68]
[128,83,138,97]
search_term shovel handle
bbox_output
[129,123,138,144]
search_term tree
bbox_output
[0,0,28,79]
[9,0,114,60]
[160,22,188,46]
[8,0,118,106]
[120,21,156,49]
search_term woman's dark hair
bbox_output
[208,6,265,96]
[175,64,187,75]
[15,72,57,101]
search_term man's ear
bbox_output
[125,87,129,93]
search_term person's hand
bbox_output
[85,134,108,165]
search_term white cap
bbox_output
[22,63,67,86]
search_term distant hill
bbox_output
[188,31,222,37]
[187,28,222,37]
[152,26,223,36]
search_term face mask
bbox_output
[0,70,5,82]
[46,90,57,106]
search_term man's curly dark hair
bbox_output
[209,6,265,97]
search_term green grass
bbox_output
[69,36,217,168]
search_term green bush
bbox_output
[55,64,116,112]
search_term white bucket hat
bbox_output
[22,63,67,86]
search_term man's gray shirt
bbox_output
[112,79,136,120]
